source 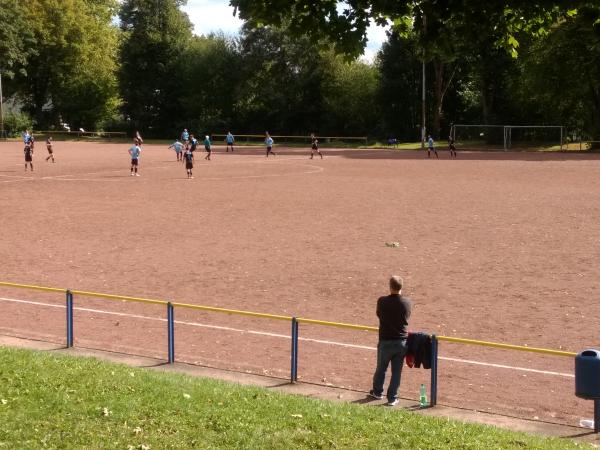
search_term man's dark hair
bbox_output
[390,275,403,292]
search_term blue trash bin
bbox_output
[575,349,600,399]
[575,349,600,433]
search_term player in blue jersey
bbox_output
[225,131,235,152]
[129,140,142,176]
[265,132,276,157]
[204,135,212,160]
[427,135,438,158]
[184,147,194,178]
[181,129,190,150]
[169,139,184,161]
[22,130,31,145]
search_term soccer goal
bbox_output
[451,124,564,150]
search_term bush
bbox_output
[3,112,34,137]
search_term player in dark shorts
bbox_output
[189,134,198,153]
[310,133,323,159]
[129,140,141,176]
[204,135,212,160]
[427,135,438,158]
[265,132,276,157]
[45,136,55,162]
[449,138,457,158]
[181,129,190,150]
[184,148,194,179]
[24,143,33,171]
[225,132,234,152]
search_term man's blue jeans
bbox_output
[372,339,408,402]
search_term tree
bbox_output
[0,0,32,80]
[11,0,120,129]
[516,5,600,143]
[376,33,422,141]
[230,1,589,58]
[323,57,380,136]
[119,0,193,136]
[177,34,241,134]
[234,24,333,134]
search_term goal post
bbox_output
[451,124,506,150]
[451,124,564,151]
[504,125,564,151]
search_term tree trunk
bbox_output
[432,59,444,137]
[589,80,600,148]
[432,58,457,139]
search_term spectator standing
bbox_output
[369,275,412,406]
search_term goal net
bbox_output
[451,124,564,150]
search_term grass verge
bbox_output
[0,347,589,449]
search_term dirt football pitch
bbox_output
[1,140,600,426]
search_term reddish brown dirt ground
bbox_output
[1,141,600,426]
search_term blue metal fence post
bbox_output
[290,317,299,383]
[430,334,438,407]
[167,302,175,364]
[294,319,299,382]
[66,290,73,348]
[595,399,599,434]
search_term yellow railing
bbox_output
[0,280,576,357]
[436,335,576,357]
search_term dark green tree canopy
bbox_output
[119,0,193,135]
[230,0,594,57]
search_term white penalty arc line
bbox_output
[0,296,573,378]
[3,158,324,183]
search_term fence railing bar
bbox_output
[437,335,576,357]
[0,281,577,359]
[171,301,291,321]
[0,281,66,293]
[70,290,167,306]
[296,317,378,332]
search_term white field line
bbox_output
[0,296,573,378]
[1,157,324,183]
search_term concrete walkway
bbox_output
[1,335,598,445]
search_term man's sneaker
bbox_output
[368,390,383,400]
[386,399,399,407]
[135,173,140,176]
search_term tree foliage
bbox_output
[323,58,380,136]
[230,0,590,58]
[516,6,600,141]
[119,0,193,136]
[178,34,241,134]
[0,0,32,79]
[233,25,334,134]
[5,0,120,129]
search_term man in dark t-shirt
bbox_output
[369,275,412,406]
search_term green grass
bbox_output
[0,347,589,449]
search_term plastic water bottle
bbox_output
[579,419,594,429]
[419,383,428,408]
